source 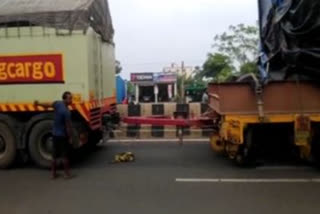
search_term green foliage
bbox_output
[175,23,259,101]
[176,69,208,103]
[240,61,259,75]
[213,24,259,66]
[195,23,259,82]
[197,53,233,83]
[185,79,207,90]
[127,81,135,95]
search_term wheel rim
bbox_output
[0,135,6,158]
[38,133,53,161]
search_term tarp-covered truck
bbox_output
[207,0,320,165]
[0,0,118,168]
[123,0,320,166]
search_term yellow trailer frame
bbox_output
[210,114,320,161]
[208,81,320,164]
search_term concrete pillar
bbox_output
[154,84,159,103]
[174,83,178,98]
[168,84,173,100]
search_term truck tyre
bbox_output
[28,120,53,168]
[89,131,102,146]
[0,118,17,169]
[234,128,255,167]
[311,130,320,167]
[210,134,225,154]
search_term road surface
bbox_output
[1,141,320,214]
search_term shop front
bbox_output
[130,72,177,103]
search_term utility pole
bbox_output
[181,61,185,104]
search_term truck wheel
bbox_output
[234,146,250,166]
[89,131,102,146]
[28,120,53,168]
[0,119,17,169]
[234,128,255,167]
[311,133,320,167]
[210,134,225,154]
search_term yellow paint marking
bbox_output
[9,104,17,112]
[27,104,35,111]
[85,103,90,111]
[37,106,45,111]
[18,105,26,111]
[75,104,89,122]
[0,105,8,112]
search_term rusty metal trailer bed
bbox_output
[207,81,320,165]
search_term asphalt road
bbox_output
[1,141,320,214]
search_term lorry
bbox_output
[124,0,320,166]
[0,0,118,168]
[205,0,320,165]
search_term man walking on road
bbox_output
[35,91,74,179]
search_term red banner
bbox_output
[0,54,64,84]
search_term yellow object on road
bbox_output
[112,152,135,164]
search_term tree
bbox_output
[240,61,259,75]
[115,60,122,74]
[176,71,207,103]
[192,66,202,77]
[213,24,259,72]
[127,81,135,96]
[198,53,233,82]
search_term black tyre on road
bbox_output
[28,120,54,168]
[234,127,255,167]
[0,116,17,169]
[311,127,320,167]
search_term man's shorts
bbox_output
[52,136,70,159]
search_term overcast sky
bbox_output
[109,0,258,80]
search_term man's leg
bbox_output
[51,137,58,179]
[62,138,72,179]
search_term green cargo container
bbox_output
[0,0,118,168]
[0,27,116,102]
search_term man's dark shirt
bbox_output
[52,101,71,137]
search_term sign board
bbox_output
[154,73,177,83]
[131,73,153,82]
[0,54,64,84]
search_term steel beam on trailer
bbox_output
[122,117,212,128]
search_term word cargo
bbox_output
[0,54,64,84]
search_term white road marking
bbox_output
[257,166,313,170]
[175,178,320,183]
[176,178,220,183]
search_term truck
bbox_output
[207,0,320,165]
[124,0,320,166]
[0,0,118,168]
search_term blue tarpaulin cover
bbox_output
[116,75,126,104]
